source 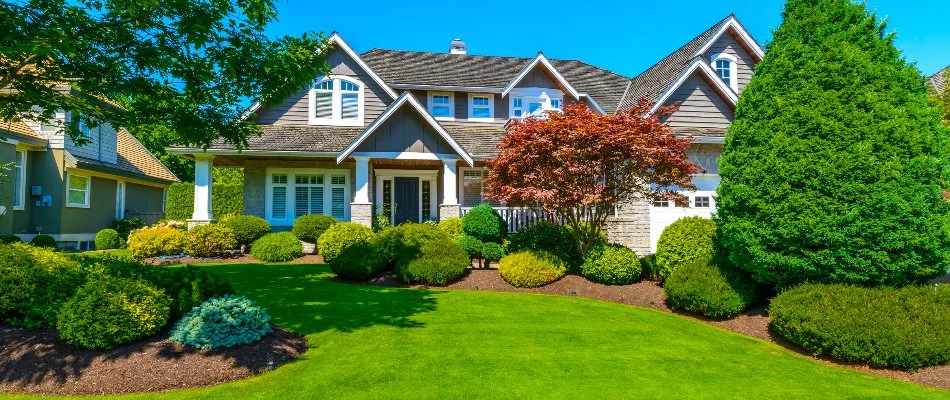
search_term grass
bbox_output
[80,248,132,258]
[3,262,949,400]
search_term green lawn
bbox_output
[4,263,948,399]
[80,248,132,258]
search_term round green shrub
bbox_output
[169,295,272,350]
[0,243,86,329]
[395,240,469,286]
[375,223,451,266]
[57,277,171,349]
[185,224,237,258]
[457,235,483,259]
[329,242,388,281]
[664,259,759,319]
[581,244,641,285]
[318,222,374,263]
[640,254,661,281]
[507,222,579,268]
[250,232,303,262]
[221,215,271,249]
[292,214,338,244]
[481,242,505,261]
[29,234,56,249]
[462,203,507,242]
[95,229,123,250]
[0,234,21,244]
[437,217,463,240]
[128,226,187,259]
[769,284,950,370]
[655,216,717,279]
[498,251,566,288]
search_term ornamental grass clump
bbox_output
[170,295,272,350]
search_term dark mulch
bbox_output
[0,325,307,396]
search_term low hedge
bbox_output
[318,222,374,263]
[655,216,717,279]
[664,259,759,319]
[169,295,272,350]
[250,232,303,262]
[95,229,123,250]
[293,214,338,244]
[221,215,271,249]
[581,244,641,285]
[165,182,244,221]
[57,277,171,349]
[185,224,237,258]
[329,242,388,281]
[376,223,451,266]
[0,234,21,244]
[128,226,187,259]
[498,251,566,288]
[769,284,950,370]
[395,240,469,286]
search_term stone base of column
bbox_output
[350,203,373,227]
[439,204,461,220]
[187,219,216,230]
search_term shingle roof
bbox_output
[202,125,363,152]
[116,129,178,182]
[440,121,507,157]
[930,66,949,94]
[360,49,631,114]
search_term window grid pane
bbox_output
[422,181,431,221]
[472,107,490,118]
[382,180,393,217]
[314,92,332,119]
[341,93,359,120]
[331,187,345,220]
[432,106,451,117]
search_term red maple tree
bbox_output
[485,100,700,258]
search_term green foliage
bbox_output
[128,226,187,259]
[329,242,388,281]
[640,254,662,281]
[250,232,303,262]
[462,203,507,242]
[212,168,244,185]
[437,217,463,240]
[165,183,244,221]
[507,222,580,269]
[395,240,469,286]
[110,217,144,242]
[185,224,237,257]
[0,243,86,329]
[57,277,170,349]
[29,234,56,249]
[664,259,759,319]
[457,235,484,259]
[655,217,716,279]
[498,250,566,288]
[481,242,505,261]
[95,229,123,250]
[220,215,271,248]
[375,223,451,266]
[169,295,272,350]
[318,222,374,263]
[0,234,21,244]
[372,213,392,233]
[292,214,338,244]
[581,244,641,285]
[769,284,950,370]
[716,0,950,287]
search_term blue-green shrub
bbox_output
[169,295,272,350]
[250,232,303,262]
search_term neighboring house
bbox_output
[929,65,948,94]
[0,106,179,250]
[169,14,762,254]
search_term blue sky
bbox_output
[264,0,949,78]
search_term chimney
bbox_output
[450,38,466,55]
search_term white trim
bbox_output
[166,148,338,157]
[467,93,495,121]
[427,91,455,121]
[264,167,352,226]
[308,75,365,127]
[391,83,503,93]
[374,169,439,223]
[116,181,126,219]
[65,173,91,208]
[581,94,606,114]
[12,150,25,210]
[327,33,399,100]
[710,53,739,93]
[502,53,581,100]
[508,87,565,119]
[694,16,765,61]
[458,166,491,208]
[649,58,739,115]
[337,92,474,166]
[351,152,460,161]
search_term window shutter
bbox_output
[341,93,359,120]
[272,187,286,219]
[331,187,345,220]
[314,92,332,119]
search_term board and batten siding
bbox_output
[703,31,756,93]
[256,48,392,126]
[661,74,734,129]
[515,65,559,89]
[355,107,454,154]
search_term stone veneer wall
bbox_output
[605,197,652,256]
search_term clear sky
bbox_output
[263,0,950,79]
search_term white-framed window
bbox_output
[695,196,711,208]
[653,199,670,208]
[308,75,364,126]
[508,88,564,120]
[460,168,500,208]
[428,92,454,120]
[468,93,494,120]
[162,188,167,212]
[512,97,524,118]
[116,181,126,219]
[265,169,350,225]
[13,150,25,209]
[710,53,739,93]
[66,173,90,208]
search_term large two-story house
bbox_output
[170,14,763,254]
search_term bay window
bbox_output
[309,76,364,126]
[266,169,350,225]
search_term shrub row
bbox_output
[165,182,244,221]
[124,215,272,259]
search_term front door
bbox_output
[393,177,420,225]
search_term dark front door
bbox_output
[393,177,420,225]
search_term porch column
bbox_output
[188,154,215,229]
[350,156,373,227]
[439,158,461,220]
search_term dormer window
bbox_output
[510,88,563,119]
[309,76,364,126]
[468,94,494,121]
[710,53,739,93]
[428,92,454,120]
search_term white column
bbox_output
[191,154,214,221]
[354,156,370,203]
[442,158,459,205]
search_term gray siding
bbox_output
[414,91,507,121]
[515,65,558,89]
[0,141,15,234]
[65,117,118,164]
[687,144,722,175]
[703,31,756,93]
[662,74,734,129]
[355,107,453,153]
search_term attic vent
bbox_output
[450,38,466,55]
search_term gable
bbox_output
[515,65,559,89]
[354,107,454,154]
[661,72,734,129]
[702,31,756,93]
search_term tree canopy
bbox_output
[930,69,950,125]
[716,0,950,287]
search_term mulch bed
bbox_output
[0,325,307,396]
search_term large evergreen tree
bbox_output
[717,0,950,287]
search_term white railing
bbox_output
[461,207,554,233]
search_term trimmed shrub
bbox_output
[769,284,950,370]
[128,226,187,259]
[457,235,483,260]
[395,240,469,286]
[29,234,56,249]
[292,214,338,244]
[641,254,662,281]
[169,295,272,350]
[318,222,374,263]
[95,229,123,250]
[507,222,580,269]
[437,217,464,240]
[57,277,171,349]
[185,224,237,258]
[664,259,759,319]
[111,217,144,242]
[499,250,566,288]
[372,214,392,233]
[481,242,505,262]
[0,234,21,244]
[221,215,271,249]
[250,232,303,262]
[581,244,641,285]
[329,242,388,281]
[462,203,506,242]
[655,216,717,279]
[0,243,86,329]
[165,182,244,221]
[375,223,451,266]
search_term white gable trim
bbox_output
[337,92,474,166]
[502,53,581,100]
[649,58,738,115]
[328,33,398,100]
[694,16,765,61]
[581,94,606,114]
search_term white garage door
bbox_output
[648,175,720,252]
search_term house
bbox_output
[929,66,948,94]
[168,14,762,254]
[0,101,179,250]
